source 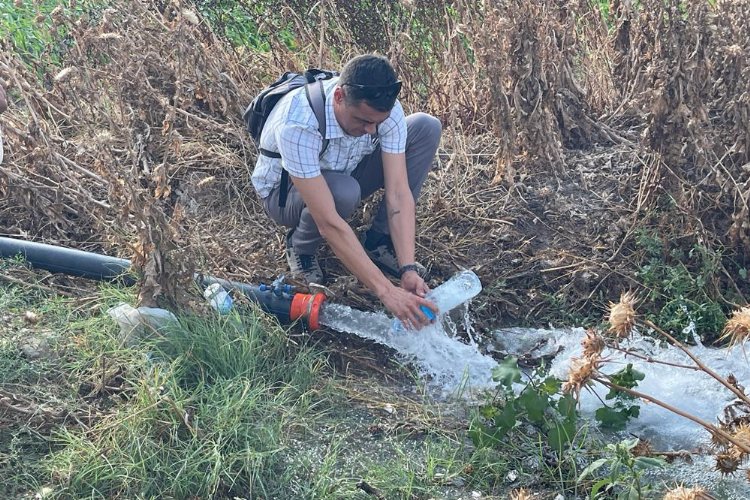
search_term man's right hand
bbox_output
[379,284,437,331]
[0,84,7,114]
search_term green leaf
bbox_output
[627,485,640,500]
[557,393,578,421]
[492,357,521,388]
[578,458,608,481]
[540,377,562,395]
[519,388,547,423]
[606,364,645,400]
[590,478,612,498]
[634,456,666,470]
[494,401,518,431]
[595,406,631,431]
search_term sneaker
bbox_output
[286,231,324,284]
[361,230,425,278]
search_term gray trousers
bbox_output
[263,112,442,255]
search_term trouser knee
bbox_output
[407,113,442,151]
[326,172,362,218]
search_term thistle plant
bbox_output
[565,292,750,486]
[662,485,715,499]
[720,306,750,346]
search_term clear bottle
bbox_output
[391,269,482,333]
[204,283,233,314]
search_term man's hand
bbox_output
[379,284,436,331]
[0,84,7,114]
[401,270,429,297]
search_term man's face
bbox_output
[333,87,390,137]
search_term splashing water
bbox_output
[318,301,498,393]
[494,326,750,497]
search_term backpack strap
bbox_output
[277,79,328,208]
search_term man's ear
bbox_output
[333,86,345,105]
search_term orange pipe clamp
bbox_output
[289,292,327,330]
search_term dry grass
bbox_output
[0,0,747,326]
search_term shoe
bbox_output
[361,230,426,279]
[286,231,324,284]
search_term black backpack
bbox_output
[243,68,339,207]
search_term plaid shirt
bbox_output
[251,77,407,199]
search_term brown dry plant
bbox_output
[607,291,637,339]
[510,488,533,500]
[562,354,602,400]
[662,485,715,500]
[720,306,750,346]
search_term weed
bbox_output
[0,0,110,68]
[469,357,591,494]
[594,363,644,431]
[192,0,297,50]
[635,229,726,342]
[578,437,666,499]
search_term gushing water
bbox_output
[318,270,497,393]
[494,326,750,497]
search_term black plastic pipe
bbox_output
[0,236,134,284]
[0,236,294,322]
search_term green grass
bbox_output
[0,274,492,499]
[0,0,112,67]
[44,305,328,498]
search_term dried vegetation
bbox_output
[562,293,750,484]
[0,0,748,329]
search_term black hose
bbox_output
[0,236,294,321]
[0,236,133,284]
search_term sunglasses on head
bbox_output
[343,81,402,100]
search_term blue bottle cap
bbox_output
[420,305,436,321]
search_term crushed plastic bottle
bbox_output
[108,303,178,345]
[391,269,482,333]
[204,283,233,314]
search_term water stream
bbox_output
[495,326,750,498]
[318,298,750,496]
[318,301,497,392]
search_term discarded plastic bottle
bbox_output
[391,269,482,333]
[204,283,233,314]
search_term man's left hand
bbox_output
[401,270,429,297]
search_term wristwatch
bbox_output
[399,264,419,277]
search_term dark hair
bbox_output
[339,54,400,112]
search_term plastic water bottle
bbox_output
[391,269,482,333]
[204,283,233,314]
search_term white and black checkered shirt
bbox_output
[251,77,407,199]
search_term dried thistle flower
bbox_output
[607,291,637,338]
[727,424,750,459]
[562,355,602,400]
[582,328,605,357]
[631,438,653,457]
[662,485,714,499]
[720,306,750,346]
[510,489,533,500]
[710,429,732,450]
[714,452,740,475]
